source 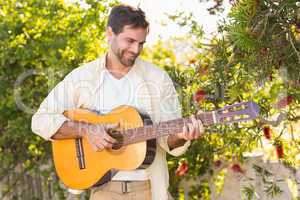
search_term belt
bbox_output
[95,180,151,194]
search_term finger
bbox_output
[95,143,104,151]
[105,122,119,129]
[90,143,98,151]
[190,114,197,125]
[86,135,98,150]
[198,120,204,133]
[86,132,105,151]
[193,123,200,139]
[195,120,204,139]
[194,122,201,139]
[190,115,199,137]
[104,133,117,144]
[181,125,188,140]
[92,136,105,148]
[91,140,104,152]
[188,123,195,140]
[182,125,188,135]
[100,139,113,149]
[197,109,204,115]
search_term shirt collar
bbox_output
[99,52,140,77]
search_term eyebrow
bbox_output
[126,37,146,44]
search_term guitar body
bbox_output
[52,105,156,190]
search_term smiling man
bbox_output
[31,4,204,200]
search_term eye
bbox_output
[127,39,134,43]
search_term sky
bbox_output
[68,0,231,45]
[119,0,231,44]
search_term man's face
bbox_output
[108,25,148,67]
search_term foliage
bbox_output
[143,0,300,199]
[0,0,116,198]
[0,0,300,199]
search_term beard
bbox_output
[116,49,138,67]
[111,41,139,67]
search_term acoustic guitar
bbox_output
[52,101,259,189]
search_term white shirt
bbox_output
[99,65,149,181]
[31,54,191,200]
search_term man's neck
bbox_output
[106,50,131,79]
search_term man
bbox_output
[31,4,204,200]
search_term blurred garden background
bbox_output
[0,0,300,199]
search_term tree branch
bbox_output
[288,32,300,64]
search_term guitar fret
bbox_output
[122,106,248,146]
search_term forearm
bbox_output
[51,121,88,140]
[167,134,188,150]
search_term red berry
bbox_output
[275,95,293,109]
[286,96,293,104]
[193,90,206,102]
[214,160,222,168]
[263,126,271,140]
[231,164,244,174]
[275,144,284,159]
[260,47,270,56]
[175,162,189,177]
[268,74,273,81]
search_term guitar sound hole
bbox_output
[107,129,124,150]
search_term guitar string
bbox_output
[122,112,215,145]
[124,113,214,145]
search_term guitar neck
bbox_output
[122,112,215,146]
[121,101,260,146]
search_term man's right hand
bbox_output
[83,123,119,152]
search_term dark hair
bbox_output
[107,4,149,34]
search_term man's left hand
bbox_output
[176,111,205,140]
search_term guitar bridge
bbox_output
[75,138,86,169]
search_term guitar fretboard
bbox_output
[122,112,214,146]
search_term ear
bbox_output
[106,27,114,43]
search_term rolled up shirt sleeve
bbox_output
[157,73,191,157]
[31,72,79,140]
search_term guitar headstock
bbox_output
[215,101,260,124]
